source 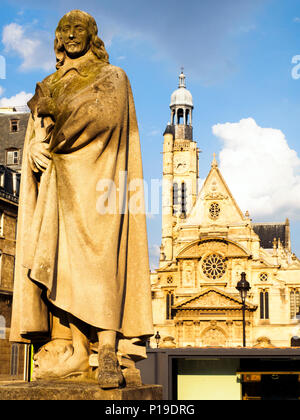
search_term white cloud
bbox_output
[212,118,300,221]
[0,86,4,96]
[147,130,160,137]
[146,212,156,220]
[2,23,54,72]
[0,91,33,108]
[149,244,160,271]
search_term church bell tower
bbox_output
[161,71,200,265]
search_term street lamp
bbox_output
[155,331,161,348]
[236,272,251,347]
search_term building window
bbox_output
[166,292,174,320]
[167,276,173,284]
[290,290,300,319]
[260,273,268,282]
[260,290,269,320]
[10,343,19,376]
[0,253,2,285]
[181,182,187,216]
[209,202,221,220]
[0,171,4,188]
[6,150,20,166]
[202,254,226,280]
[10,119,19,133]
[0,315,5,339]
[173,183,179,215]
[0,212,3,236]
[177,108,184,125]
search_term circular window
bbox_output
[209,203,221,220]
[260,273,268,282]
[167,276,173,284]
[202,254,227,280]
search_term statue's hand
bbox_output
[37,97,57,119]
[29,141,52,173]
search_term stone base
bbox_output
[0,381,163,401]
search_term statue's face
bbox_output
[59,16,91,58]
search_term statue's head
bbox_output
[55,10,109,68]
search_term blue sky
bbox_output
[0,0,300,269]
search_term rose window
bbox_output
[202,254,226,280]
[209,203,221,220]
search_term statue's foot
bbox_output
[33,339,90,381]
[98,345,124,389]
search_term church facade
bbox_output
[151,72,300,349]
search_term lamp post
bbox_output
[155,331,161,348]
[236,272,251,347]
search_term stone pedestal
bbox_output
[0,381,163,400]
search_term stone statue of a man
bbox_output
[10,10,153,389]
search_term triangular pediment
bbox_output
[174,288,256,311]
[185,157,246,226]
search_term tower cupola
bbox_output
[168,70,194,140]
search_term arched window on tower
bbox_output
[177,108,184,125]
[171,110,175,125]
[186,109,190,125]
[173,183,179,215]
[181,182,187,216]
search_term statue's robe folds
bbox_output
[10,55,153,344]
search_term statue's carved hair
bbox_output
[54,10,109,69]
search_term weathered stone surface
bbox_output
[0,382,163,401]
[10,9,153,388]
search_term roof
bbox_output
[0,106,30,114]
[252,222,289,249]
[163,124,175,136]
[170,87,193,108]
[170,71,193,108]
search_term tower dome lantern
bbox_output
[169,70,194,140]
[179,71,186,88]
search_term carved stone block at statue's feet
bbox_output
[98,345,124,389]
[33,339,90,381]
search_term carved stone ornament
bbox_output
[182,260,194,286]
[253,337,275,348]
[178,239,249,261]
[201,327,227,347]
[204,192,228,201]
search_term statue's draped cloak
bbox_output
[10,57,153,343]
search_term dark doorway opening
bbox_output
[261,375,299,400]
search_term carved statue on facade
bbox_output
[10,10,153,389]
